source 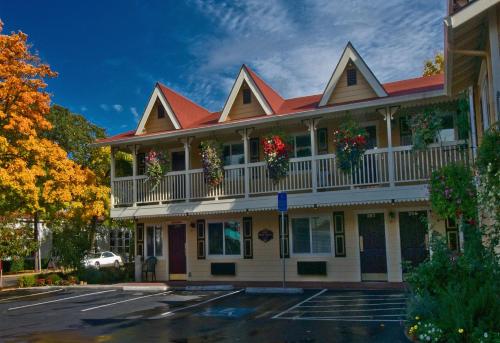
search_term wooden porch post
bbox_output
[182,137,193,202]
[378,106,398,187]
[110,147,116,208]
[240,128,253,198]
[306,119,319,192]
[131,145,138,207]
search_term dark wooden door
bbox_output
[168,224,186,275]
[399,211,428,270]
[358,213,387,281]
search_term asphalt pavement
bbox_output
[0,287,410,342]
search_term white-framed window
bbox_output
[207,220,242,256]
[291,216,332,255]
[223,142,244,165]
[292,134,311,157]
[146,225,162,257]
[435,113,457,143]
[110,229,132,256]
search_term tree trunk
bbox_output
[33,212,39,272]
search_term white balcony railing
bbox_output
[111,142,470,207]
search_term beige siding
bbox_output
[144,101,176,134]
[327,66,378,105]
[227,82,266,121]
[137,203,441,282]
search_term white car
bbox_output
[84,251,123,269]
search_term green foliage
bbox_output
[408,110,442,150]
[0,219,37,262]
[10,257,25,273]
[429,163,477,221]
[115,151,133,177]
[332,116,368,173]
[145,150,170,190]
[476,124,500,177]
[76,264,133,284]
[18,274,36,288]
[46,273,62,285]
[51,221,93,270]
[199,140,224,187]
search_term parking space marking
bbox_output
[159,289,244,317]
[0,289,63,302]
[81,291,172,312]
[7,290,116,311]
[319,294,406,299]
[299,302,407,307]
[288,307,407,313]
[272,289,327,319]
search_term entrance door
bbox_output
[168,224,186,280]
[399,211,428,272]
[358,213,387,281]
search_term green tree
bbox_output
[423,52,444,76]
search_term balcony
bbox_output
[112,141,470,208]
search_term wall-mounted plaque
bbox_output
[258,229,273,243]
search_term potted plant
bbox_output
[408,110,442,150]
[332,117,368,173]
[145,150,170,191]
[262,133,290,184]
[199,140,224,187]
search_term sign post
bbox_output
[278,192,287,288]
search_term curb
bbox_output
[185,285,234,291]
[245,287,303,294]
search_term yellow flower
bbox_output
[415,316,420,320]
[458,328,464,334]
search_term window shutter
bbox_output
[136,223,144,257]
[137,153,146,175]
[317,128,328,154]
[279,213,290,258]
[196,219,206,259]
[249,137,260,162]
[243,217,253,259]
[333,212,346,257]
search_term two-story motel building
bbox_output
[95,34,484,285]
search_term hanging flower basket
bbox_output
[145,150,170,191]
[199,140,224,187]
[263,134,290,184]
[332,118,368,173]
[409,110,442,150]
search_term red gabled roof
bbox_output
[244,65,285,113]
[156,83,211,129]
[98,73,444,144]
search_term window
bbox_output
[146,225,162,257]
[292,216,331,255]
[137,153,146,175]
[347,68,357,86]
[110,229,132,256]
[293,134,311,157]
[363,125,377,149]
[399,116,412,146]
[223,142,244,165]
[446,217,459,252]
[208,221,241,256]
[157,105,165,119]
[249,137,260,162]
[243,88,252,104]
[436,113,456,142]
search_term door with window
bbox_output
[168,224,186,280]
[399,211,428,273]
[358,213,387,281]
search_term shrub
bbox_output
[10,257,25,273]
[76,266,132,285]
[35,278,46,286]
[46,273,62,285]
[18,275,36,288]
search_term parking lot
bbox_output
[0,287,410,342]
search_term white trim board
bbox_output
[135,86,182,135]
[319,42,387,107]
[218,66,273,123]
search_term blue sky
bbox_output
[0,0,445,136]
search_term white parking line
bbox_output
[7,290,116,311]
[0,289,64,302]
[306,298,407,303]
[275,317,405,323]
[159,289,244,317]
[289,307,407,313]
[300,302,406,308]
[81,291,171,312]
[318,294,406,299]
[272,289,327,319]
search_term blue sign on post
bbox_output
[278,192,287,212]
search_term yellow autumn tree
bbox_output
[423,52,444,76]
[0,20,108,268]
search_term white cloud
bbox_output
[112,104,123,112]
[80,106,88,112]
[99,104,109,111]
[184,0,445,107]
[130,107,140,122]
